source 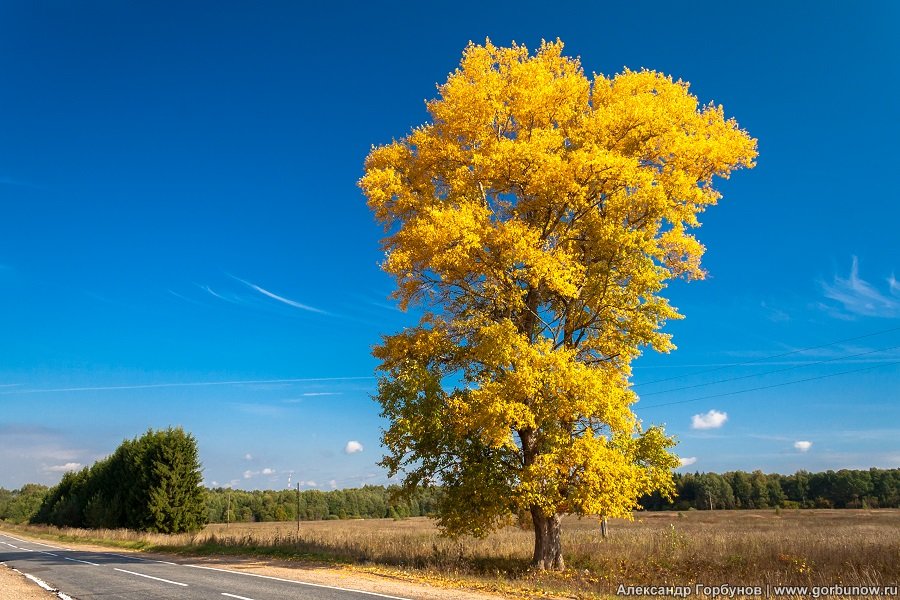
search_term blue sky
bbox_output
[1,1,898,490]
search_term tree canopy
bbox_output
[360,39,756,569]
[32,427,206,533]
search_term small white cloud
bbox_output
[345,440,364,454]
[243,470,257,479]
[691,409,728,430]
[329,479,338,489]
[302,480,318,488]
[794,440,813,452]
[244,453,253,461]
[43,462,83,473]
[679,457,698,467]
[261,467,275,475]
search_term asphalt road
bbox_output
[0,532,412,600]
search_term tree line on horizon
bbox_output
[2,467,897,527]
[205,484,441,523]
[645,468,900,511]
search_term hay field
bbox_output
[12,509,900,598]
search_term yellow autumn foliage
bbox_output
[361,40,756,544]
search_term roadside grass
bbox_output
[3,510,899,599]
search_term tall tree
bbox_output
[361,40,756,570]
[145,428,207,533]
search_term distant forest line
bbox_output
[2,468,898,526]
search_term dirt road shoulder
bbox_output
[0,562,58,600]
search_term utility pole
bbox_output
[296,482,301,536]
[226,488,231,528]
[708,490,714,511]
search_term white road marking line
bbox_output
[114,567,189,587]
[13,566,79,600]
[18,570,57,592]
[108,552,178,565]
[2,533,172,567]
[222,593,257,600]
[30,546,98,565]
[1,534,66,550]
[186,565,413,600]
[63,556,100,566]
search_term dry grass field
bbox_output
[9,510,900,598]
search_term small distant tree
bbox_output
[0,484,49,524]
[361,40,756,569]
[728,471,754,509]
[750,470,770,509]
[783,470,810,506]
[767,476,786,508]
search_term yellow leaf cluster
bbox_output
[362,39,756,536]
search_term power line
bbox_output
[638,344,900,398]
[638,359,900,410]
[634,324,900,388]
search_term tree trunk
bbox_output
[531,507,565,570]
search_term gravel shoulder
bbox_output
[0,563,58,599]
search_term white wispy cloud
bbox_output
[243,470,257,479]
[43,462,83,473]
[261,468,275,475]
[794,440,813,452]
[344,440,364,454]
[232,403,285,417]
[679,457,698,467]
[0,176,43,189]
[244,453,253,461]
[760,301,790,323]
[200,284,241,304]
[820,257,899,318]
[691,409,728,430]
[230,275,327,315]
[0,376,374,396]
[168,289,205,306]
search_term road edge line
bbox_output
[114,567,189,587]
[186,564,413,600]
